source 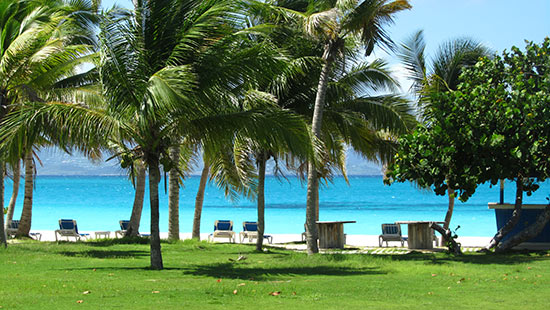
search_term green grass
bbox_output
[1,239,550,309]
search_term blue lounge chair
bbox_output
[6,220,42,240]
[115,220,130,238]
[239,221,273,244]
[379,223,408,247]
[208,220,236,243]
[55,219,90,241]
[115,220,149,238]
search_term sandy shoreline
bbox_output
[21,230,492,248]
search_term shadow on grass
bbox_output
[386,250,550,265]
[181,262,385,280]
[58,249,149,259]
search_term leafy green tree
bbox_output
[386,38,550,252]
[397,30,491,231]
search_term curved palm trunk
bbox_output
[148,158,163,270]
[484,178,524,250]
[16,153,33,237]
[192,163,209,240]
[0,164,7,247]
[255,153,267,251]
[306,55,333,254]
[5,160,20,229]
[125,163,146,237]
[168,145,180,240]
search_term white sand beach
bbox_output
[22,230,492,249]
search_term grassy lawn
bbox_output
[1,239,549,309]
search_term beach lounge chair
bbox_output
[239,221,273,244]
[6,220,42,240]
[114,220,149,238]
[115,220,130,238]
[379,223,407,247]
[55,219,90,241]
[208,220,236,243]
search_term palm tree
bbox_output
[398,30,491,232]
[254,0,412,253]
[0,0,314,269]
[4,161,20,230]
[0,0,99,238]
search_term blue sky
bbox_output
[103,0,550,56]
[39,0,550,175]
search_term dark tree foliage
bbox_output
[386,38,550,250]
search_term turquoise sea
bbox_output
[4,176,550,237]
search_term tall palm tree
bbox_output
[253,0,412,253]
[0,0,99,238]
[4,161,20,230]
[398,30,491,231]
[0,0,314,269]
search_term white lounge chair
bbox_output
[55,219,90,241]
[115,220,130,238]
[379,223,408,247]
[208,220,236,243]
[6,220,42,240]
[239,221,273,244]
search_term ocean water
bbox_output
[4,176,550,237]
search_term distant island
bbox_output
[35,147,383,176]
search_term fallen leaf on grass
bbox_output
[76,300,84,304]
[237,283,246,287]
[233,290,238,295]
[292,292,297,295]
[82,291,91,295]
[269,291,281,296]
[431,274,437,277]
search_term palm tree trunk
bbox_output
[306,54,333,255]
[16,153,33,237]
[0,164,7,247]
[192,163,209,240]
[484,178,524,250]
[255,153,267,251]
[5,160,20,229]
[125,163,146,237]
[168,145,180,240]
[148,157,163,270]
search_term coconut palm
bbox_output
[0,0,313,269]
[250,0,413,253]
[4,161,20,231]
[0,0,99,238]
[397,30,491,231]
